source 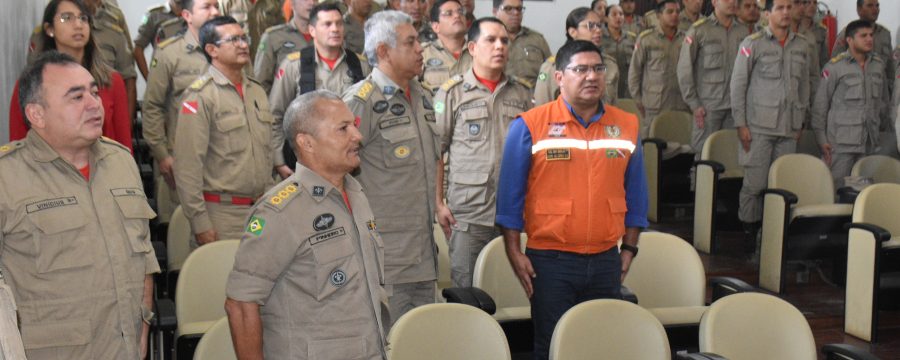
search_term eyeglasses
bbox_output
[499,5,524,14]
[439,8,467,17]
[215,34,251,46]
[57,12,89,24]
[579,22,603,31]
[565,64,607,75]
[792,0,810,4]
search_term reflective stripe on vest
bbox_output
[531,139,636,154]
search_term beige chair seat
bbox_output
[791,204,853,219]
[473,236,531,323]
[649,306,708,327]
[388,303,511,360]
[550,299,671,360]
[493,306,531,322]
[194,317,237,360]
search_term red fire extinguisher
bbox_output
[819,4,838,55]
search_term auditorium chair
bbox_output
[837,155,900,203]
[192,317,235,360]
[759,154,853,293]
[616,98,641,118]
[845,183,900,342]
[163,206,191,299]
[693,129,743,254]
[387,303,511,360]
[434,225,452,301]
[550,299,670,360]
[678,292,878,360]
[643,111,694,222]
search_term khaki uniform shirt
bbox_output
[833,23,895,96]
[642,10,659,30]
[434,70,532,226]
[345,13,367,55]
[506,27,552,86]
[269,49,372,166]
[622,15,643,36]
[174,66,276,234]
[533,53,619,106]
[677,15,751,112]
[143,33,209,162]
[731,28,813,137]
[134,4,178,49]
[248,0,286,59]
[678,11,698,33]
[226,165,387,360]
[600,29,637,99]
[342,68,439,284]
[420,38,474,93]
[798,22,829,70]
[219,0,252,33]
[153,17,187,47]
[629,27,689,112]
[0,133,159,359]
[812,52,889,153]
[253,21,313,92]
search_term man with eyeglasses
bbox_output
[497,40,647,360]
[433,17,532,288]
[144,0,221,222]
[174,16,276,247]
[269,3,370,178]
[493,0,551,87]
[629,0,690,137]
[420,0,473,92]
[253,0,316,93]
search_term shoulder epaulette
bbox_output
[354,80,375,100]
[514,76,534,90]
[286,51,301,61]
[639,29,654,38]
[160,17,182,27]
[108,23,125,34]
[692,18,707,27]
[421,41,434,49]
[625,31,637,38]
[99,136,129,152]
[830,52,848,64]
[32,25,41,34]
[264,182,302,210]
[547,55,556,64]
[147,4,165,12]
[356,52,367,63]
[189,75,211,90]
[157,35,180,49]
[749,31,763,40]
[0,141,24,159]
[263,23,288,34]
[817,23,827,30]
[440,75,463,92]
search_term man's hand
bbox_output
[738,126,752,152]
[158,156,176,189]
[196,229,218,246]
[820,143,833,166]
[620,250,635,283]
[637,103,646,119]
[140,320,149,359]
[693,106,707,129]
[275,165,294,179]
[507,249,535,298]
[435,203,457,239]
[794,128,804,141]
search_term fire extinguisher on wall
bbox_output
[818,2,838,55]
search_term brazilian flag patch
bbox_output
[247,216,265,236]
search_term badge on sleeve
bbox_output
[276,68,285,80]
[740,46,752,57]
[247,216,265,236]
[181,100,199,114]
[821,69,830,79]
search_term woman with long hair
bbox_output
[533,7,619,106]
[9,0,131,151]
[601,4,637,99]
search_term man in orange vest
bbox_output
[496,40,648,360]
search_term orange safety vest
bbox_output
[521,97,640,254]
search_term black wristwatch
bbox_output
[620,244,639,257]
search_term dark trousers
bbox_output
[527,247,622,360]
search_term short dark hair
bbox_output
[310,2,343,25]
[492,0,505,10]
[857,0,865,8]
[657,0,678,12]
[181,0,196,12]
[764,0,775,11]
[555,40,602,71]
[467,17,507,43]
[565,7,594,42]
[199,15,238,63]
[845,19,874,39]
[430,0,462,23]
[17,51,81,127]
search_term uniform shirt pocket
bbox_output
[841,75,864,101]
[27,208,89,273]
[447,171,491,210]
[20,319,91,350]
[701,43,724,69]
[214,112,250,155]
[870,75,884,99]
[531,199,572,243]
[377,116,419,168]
[308,336,367,360]
[112,190,156,254]
[758,56,782,79]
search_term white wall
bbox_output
[1,0,44,143]
[821,0,899,46]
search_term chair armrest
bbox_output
[836,186,860,204]
[708,276,756,303]
[441,287,496,315]
[676,352,729,360]
[847,223,893,242]
[822,343,880,360]
[621,285,638,304]
[642,138,667,150]
[154,298,177,331]
[694,160,725,174]
[760,188,799,205]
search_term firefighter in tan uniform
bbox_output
[253,0,315,92]
[493,0,552,86]
[174,16,276,247]
[420,0,473,93]
[0,52,158,360]
[797,0,828,69]
[342,11,440,321]
[248,0,286,59]
[269,3,371,178]
[154,16,187,46]
[677,0,750,155]
[143,0,220,218]
[226,91,388,360]
[737,0,760,32]
[603,4,637,100]
[434,18,532,287]
[813,21,890,188]
[620,0,643,35]
[134,1,181,80]
[731,0,814,251]
[641,0,664,30]
[344,0,382,54]
[679,0,702,32]
[629,0,690,137]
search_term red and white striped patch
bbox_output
[685,36,693,45]
[822,69,830,79]
[740,46,751,57]
[276,68,285,80]
[181,100,198,114]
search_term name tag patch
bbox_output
[26,197,78,213]
[546,148,570,161]
[379,116,411,130]
[309,227,346,245]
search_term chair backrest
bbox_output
[700,292,816,360]
[193,317,236,360]
[473,236,530,311]
[175,240,240,333]
[550,299,671,360]
[387,303,511,360]
[623,232,706,308]
[701,129,743,178]
[649,111,692,144]
[434,225,452,291]
[851,155,900,184]
[167,205,192,271]
[768,153,834,207]
[853,183,900,236]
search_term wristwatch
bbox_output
[142,305,155,325]
[620,244,639,257]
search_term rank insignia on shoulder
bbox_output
[267,183,300,209]
[247,216,265,236]
[547,55,556,64]
[287,51,301,61]
[189,76,210,90]
[312,186,326,197]
[440,76,462,92]
[355,81,374,100]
